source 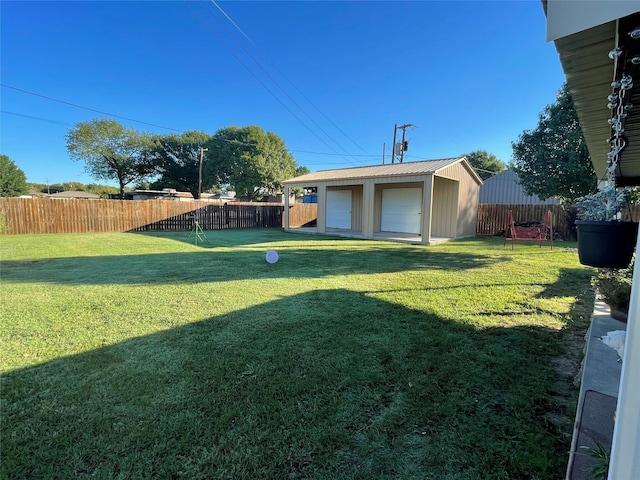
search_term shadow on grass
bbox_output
[0,244,502,286]
[131,228,329,248]
[2,288,584,479]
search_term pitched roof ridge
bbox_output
[312,156,464,173]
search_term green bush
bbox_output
[594,258,634,311]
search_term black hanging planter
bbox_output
[575,220,638,268]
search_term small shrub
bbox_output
[594,258,634,312]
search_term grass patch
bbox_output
[1,230,594,479]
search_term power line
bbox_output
[190,1,366,167]
[1,110,73,127]
[0,84,184,132]
[1,107,371,160]
[289,149,378,157]
[198,1,365,166]
[209,0,370,156]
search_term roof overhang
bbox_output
[545,1,640,185]
[283,157,483,186]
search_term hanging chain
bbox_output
[606,73,632,182]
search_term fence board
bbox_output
[2,198,636,238]
[288,204,317,228]
[0,199,287,235]
[477,204,640,241]
[477,204,572,239]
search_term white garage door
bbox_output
[381,188,422,234]
[326,190,352,229]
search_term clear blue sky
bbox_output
[1,0,566,187]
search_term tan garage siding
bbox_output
[438,162,481,237]
[283,157,482,244]
[432,177,459,238]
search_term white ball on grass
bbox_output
[265,250,279,264]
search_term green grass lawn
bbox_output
[0,230,595,479]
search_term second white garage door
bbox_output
[381,188,422,234]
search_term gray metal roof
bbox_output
[284,157,482,184]
[479,169,560,205]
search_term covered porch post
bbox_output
[283,185,290,230]
[420,176,433,245]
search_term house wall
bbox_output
[438,162,481,237]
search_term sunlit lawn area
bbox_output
[1,230,595,479]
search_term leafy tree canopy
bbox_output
[66,119,155,194]
[204,126,299,200]
[148,131,212,199]
[511,84,597,203]
[462,150,506,181]
[0,154,28,197]
[295,166,311,177]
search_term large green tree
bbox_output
[462,150,506,181]
[0,155,28,197]
[148,131,212,199]
[66,119,154,195]
[205,126,299,200]
[511,84,596,203]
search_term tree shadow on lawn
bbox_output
[0,245,502,286]
[131,228,341,249]
[2,288,581,479]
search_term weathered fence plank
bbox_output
[477,204,640,240]
[3,198,635,238]
[477,204,571,239]
[288,204,317,228]
[0,199,289,235]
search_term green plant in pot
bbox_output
[574,185,638,268]
[594,258,634,321]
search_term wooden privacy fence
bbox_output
[4,198,637,238]
[0,198,295,235]
[288,204,317,228]
[477,204,570,239]
[477,204,640,240]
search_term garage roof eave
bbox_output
[283,157,477,185]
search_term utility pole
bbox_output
[382,142,386,165]
[391,123,416,163]
[391,124,398,163]
[397,123,416,163]
[198,147,208,199]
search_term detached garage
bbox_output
[283,157,483,245]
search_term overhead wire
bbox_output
[1,110,74,127]
[1,107,380,162]
[191,1,367,168]
[185,1,365,168]
[0,84,184,132]
[208,0,371,157]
